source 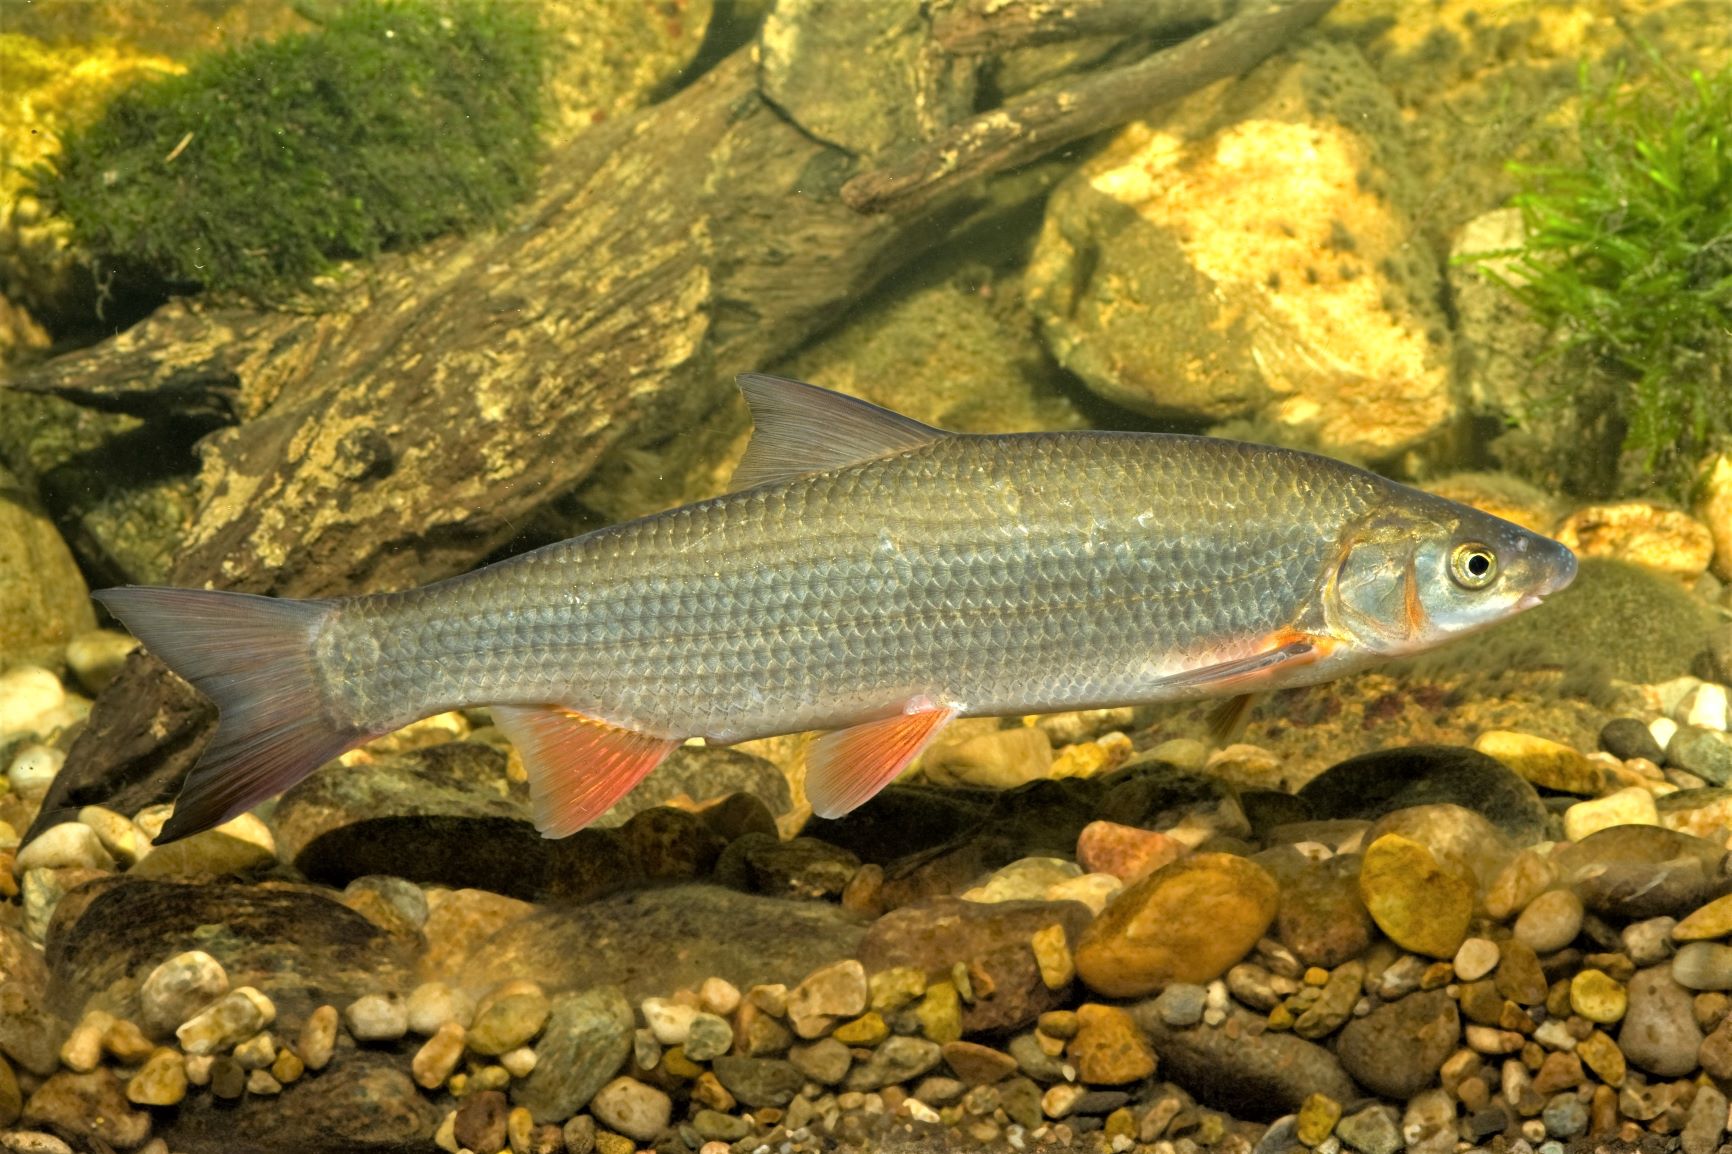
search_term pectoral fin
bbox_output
[1157,628,1334,696]
[491,705,680,838]
[805,698,959,819]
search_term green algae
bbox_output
[30,0,545,303]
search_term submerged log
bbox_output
[18,0,1335,839]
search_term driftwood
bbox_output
[932,0,1239,55]
[19,0,1336,838]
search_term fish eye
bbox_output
[1449,542,1498,589]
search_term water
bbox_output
[1,2,1730,1152]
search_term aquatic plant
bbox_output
[1488,63,1731,500]
[31,0,545,302]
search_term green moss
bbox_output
[31,0,545,302]
[1476,63,1731,500]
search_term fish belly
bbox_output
[322,432,1373,740]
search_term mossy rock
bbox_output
[32,0,547,301]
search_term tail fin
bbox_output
[93,586,363,845]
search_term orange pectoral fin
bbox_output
[490,705,681,839]
[805,699,959,820]
[1157,627,1336,698]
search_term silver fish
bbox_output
[98,374,1577,842]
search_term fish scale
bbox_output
[326,431,1378,740]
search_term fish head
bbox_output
[1321,494,1578,656]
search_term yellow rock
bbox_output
[1575,1030,1625,1087]
[832,1012,888,1046]
[1696,452,1732,581]
[1568,969,1628,1024]
[1031,923,1075,990]
[1675,893,1732,942]
[125,1047,187,1106]
[1556,501,1714,580]
[1074,853,1279,998]
[1563,788,1659,842]
[1296,1092,1343,1147]
[1474,730,1602,795]
[916,983,962,1045]
[1357,834,1473,958]
[868,967,926,1012]
[1066,1003,1156,1085]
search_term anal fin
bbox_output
[806,698,958,819]
[1205,692,1263,746]
[490,705,680,838]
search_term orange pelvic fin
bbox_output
[490,705,680,838]
[806,698,959,819]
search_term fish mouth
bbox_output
[1516,544,1580,611]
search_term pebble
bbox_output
[6,744,64,802]
[640,996,698,1045]
[1683,683,1729,731]
[139,950,229,1039]
[176,987,275,1055]
[1066,1003,1155,1085]
[231,1031,277,1069]
[1453,938,1500,982]
[917,980,963,1043]
[1618,962,1704,1076]
[962,856,1082,903]
[1335,989,1459,1098]
[1563,787,1659,840]
[406,981,475,1035]
[1335,1104,1401,1154]
[1296,1092,1342,1146]
[1672,941,1732,990]
[344,992,408,1042]
[124,1048,186,1106]
[683,1011,734,1061]
[844,1035,944,1091]
[14,823,113,873]
[710,1055,803,1108]
[1623,916,1678,965]
[1574,1030,1626,1086]
[1514,889,1585,954]
[1150,982,1208,1026]
[941,1039,1017,1085]
[699,976,741,1016]
[59,1011,113,1073]
[789,1037,852,1085]
[299,1005,337,1071]
[413,1023,467,1089]
[590,1076,672,1143]
[516,986,635,1123]
[75,806,149,868]
[1075,821,1187,882]
[1474,730,1601,794]
[1568,969,1628,1023]
[1668,727,1732,784]
[1074,853,1279,997]
[469,980,550,1055]
[455,1089,508,1154]
[64,628,138,694]
[1356,834,1472,959]
[1029,923,1074,991]
[0,666,65,740]
[1601,717,1667,763]
[1542,1092,1588,1139]
[788,959,868,1038]
[1683,1082,1729,1154]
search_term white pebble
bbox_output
[0,666,65,740]
[904,1098,941,1123]
[1453,938,1501,982]
[1650,717,1679,752]
[1683,683,1729,732]
[500,1045,537,1077]
[65,628,139,694]
[406,981,475,1035]
[15,822,114,872]
[7,743,64,801]
[140,950,229,1037]
[641,996,698,1045]
[699,976,741,1016]
[344,992,408,1041]
[77,805,151,867]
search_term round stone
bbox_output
[1600,718,1665,763]
[1562,788,1660,841]
[1618,963,1704,1076]
[1672,942,1732,991]
[343,993,407,1042]
[1453,938,1501,983]
[15,822,114,872]
[1514,889,1585,954]
[589,1076,672,1143]
[1357,834,1472,959]
[406,981,476,1036]
[1474,730,1601,795]
[468,980,549,1055]
[1066,1003,1156,1085]
[140,950,229,1039]
[6,743,64,802]
[1074,853,1279,998]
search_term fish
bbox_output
[97,373,1578,844]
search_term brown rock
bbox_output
[22,1068,151,1150]
[1074,854,1279,998]
[859,897,1092,1032]
[1066,1004,1156,1085]
[1276,853,1372,969]
[940,1040,1016,1086]
[1335,989,1460,1099]
[455,1089,509,1154]
[1494,939,1549,1006]
[1074,821,1186,883]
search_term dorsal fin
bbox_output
[730,373,946,491]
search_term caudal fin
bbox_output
[94,586,361,845]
